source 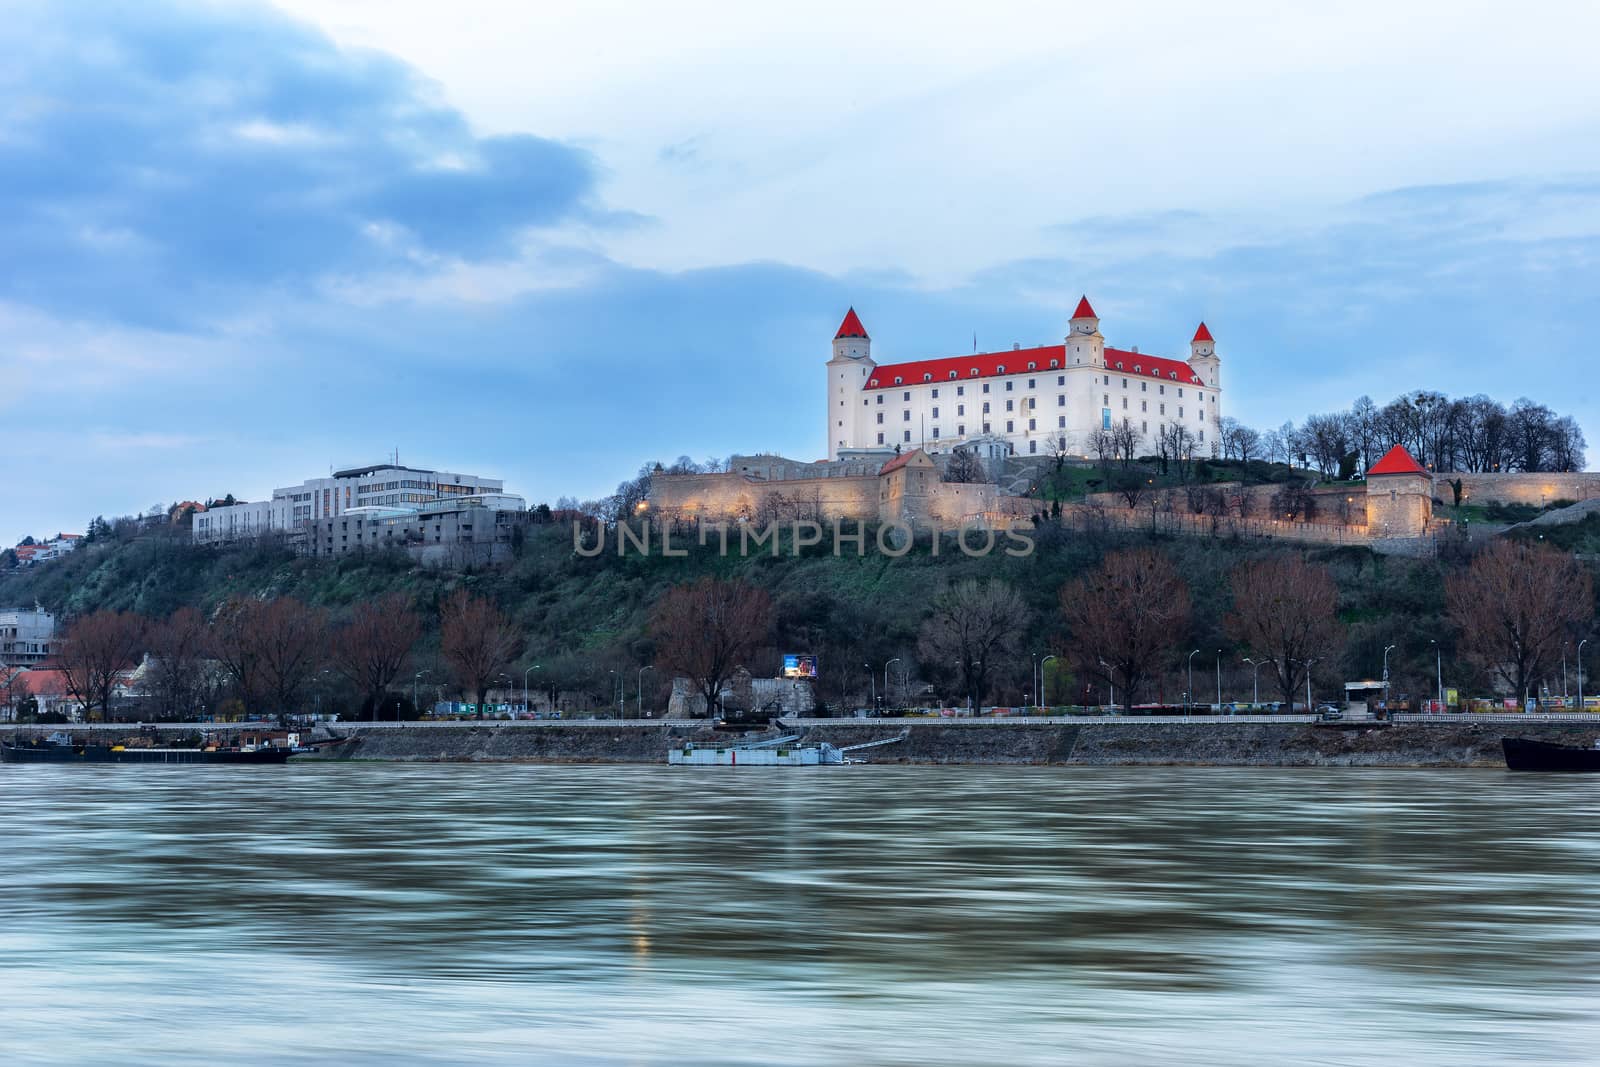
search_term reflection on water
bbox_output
[3,765,1599,1065]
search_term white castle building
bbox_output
[825,297,1222,461]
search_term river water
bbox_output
[3,764,1598,1065]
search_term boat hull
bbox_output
[1,743,293,765]
[1501,737,1600,772]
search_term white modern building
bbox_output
[0,608,56,667]
[192,462,522,545]
[825,297,1223,461]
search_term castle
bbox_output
[826,297,1222,462]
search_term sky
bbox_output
[3,0,1599,545]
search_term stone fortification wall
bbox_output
[1060,503,1375,548]
[1439,473,1600,507]
[650,471,878,522]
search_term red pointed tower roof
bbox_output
[835,307,869,340]
[1192,322,1213,343]
[1071,295,1097,319]
[1368,445,1430,477]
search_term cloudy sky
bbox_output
[3,0,1598,544]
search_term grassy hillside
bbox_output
[0,519,1470,710]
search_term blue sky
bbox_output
[3,0,1599,545]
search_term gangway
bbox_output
[838,730,909,754]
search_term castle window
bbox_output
[1102,394,1109,405]
[997,365,1006,374]
[903,391,910,401]
[983,422,991,433]
[1028,418,1036,430]
[982,383,990,393]
[1179,407,1184,418]
[877,412,884,424]
[1141,401,1147,412]
[1159,385,1165,395]
[1050,359,1059,369]
[1142,421,1148,433]
[1029,440,1037,454]
[869,378,878,386]
[862,399,867,406]
[957,386,964,396]
[877,395,884,404]
[903,411,910,422]
[1170,372,1177,380]
[949,371,957,379]
[1058,415,1066,428]
[1027,362,1036,371]
[958,404,965,415]
[923,374,932,382]
[1178,388,1184,398]
[904,430,912,442]
[982,402,990,414]
[1057,375,1065,386]
[1028,378,1036,388]
[1141,381,1147,392]
[932,428,940,439]
[894,377,903,385]
[1134,365,1141,373]
[1005,399,1013,412]
[970,368,979,377]
[1103,375,1109,385]
[932,388,939,399]
[1160,403,1166,415]
[1123,397,1129,409]
[1057,395,1065,407]
[1005,420,1014,432]
[877,433,884,445]
[1005,381,1014,391]
[958,424,965,435]
[1199,429,1205,442]
[932,406,940,418]
[1122,378,1128,388]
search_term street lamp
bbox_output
[608,669,618,719]
[1187,649,1200,715]
[1215,649,1223,710]
[1098,659,1116,712]
[1030,652,1038,708]
[1041,655,1057,710]
[524,665,541,718]
[1242,657,1262,707]
[1579,637,1590,715]
[638,665,655,718]
[414,669,432,720]
[496,675,513,719]
[885,658,901,712]
[1301,658,1316,712]
[1381,645,1395,712]
[1429,639,1443,711]
[865,664,875,711]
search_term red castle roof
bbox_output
[1071,295,1097,319]
[1192,322,1213,343]
[835,308,869,340]
[878,449,927,475]
[1367,445,1430,477]
[864,344,1202,391]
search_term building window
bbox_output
[877,432,884,444]
[932,388,939,399]
[1058,415,1066,428]
[949,371,957,379]
[958,424,966,435]
[904,430,912,442]
[983,422,991,433]
[983,401,990,413]
[1005,420,1014,432]
[894,377,903,385]
[1057,395,1065,407]
[1143,420,1148,433]
[1178,388,1184,398]
[1057,375,1065,386]
[997,365,1006,374]
[1005,381,1014,391]
[1160,404,1166,415]
[1122,378,1128,388]
[932,428,940,439]
[1199,430,1205,442]
[1141,381,1147,392]
[1005,399,1014,412]
[1029,440,1037,454]
[1179,407,1184,418]
[877,395,884,405]
[1027,363,1036,371]
[923,374,931,382]
[1102,409,1111,429]
[1141,400,1147,412]
[1123,397,1129,409]
[877,412,884,424]
[932,406,940,418]
[1159,385,1165,395]
[1028,418,1036,430]
[957,386,965,396]
[982,383,990,393]
[903,411,910,421]
[903,391,910,401]
[958,404,965,416]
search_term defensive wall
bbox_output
[1438,472,1600,507]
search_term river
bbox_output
[2,764,1598,1065]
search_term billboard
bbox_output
[782,654,819,679]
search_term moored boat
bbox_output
[1,733,293,765]
[1502,737,1600,773]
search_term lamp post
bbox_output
[885,658,901,712]
[866,664,875,712]
[1562,644,1569,703]
[496,675,512,719]
[524,665,541,718]
[1041,655,1057,710]
[1429,639,1443,711]
[1215,650,1223,710]
[414,669,432,720]
[1030,652,1038,708]
[1242,658,1262,707]
[608,669,618,720]
[1301,658,1316,712]
[1579,638,1590,714]
[1381,644,1395,712]
[1099,659,1116,712]
[638,665,655,718]
[1187,649,1200,715]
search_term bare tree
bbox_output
[943,447,985,484]
[917,579,1030,708]
[1224,556,1344,709]
[1060,549,1191,707]
[1446,540,1593,706]
[210,597,328,720]
[56,611,147,721]
[331,593,422,721]
[147,606,209,720]
[651,577,774,716]
[1088,426,1115,474]
[441,590,522,719]
[1110,418,1140,469]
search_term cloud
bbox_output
[0,1,606,328]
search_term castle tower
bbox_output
[826,307,875,460]
[1364,445,1433,538]
[1065,295,1104,368]
[1188,322,1221,389]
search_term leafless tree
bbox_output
[441,589,522,718]
[651,577,774,716]
[1446,540,1593,705]
[1060,549,1191,707]
[147,606,210,719]
[1224,556,1344,708]
[1110,418,1140,469]
[1088,426,1115,474]
[57,611,147,721]
[331,593,422,721]
[210,596,328,719]
[943,447,985,484]
[917,579,1030,708]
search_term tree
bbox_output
[917,579,1029,708]
[1224,557,1344,709]
[943,447,985,484]
[1110,418,1140,469]
[651,577,773,717]
[1446,540,1593,706]
[1060,549,1190,707]
[440,589,522,718]
[331,593,422,722]
[147,606,210,719]
[210,596,328,720]
[57,611,147,721]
